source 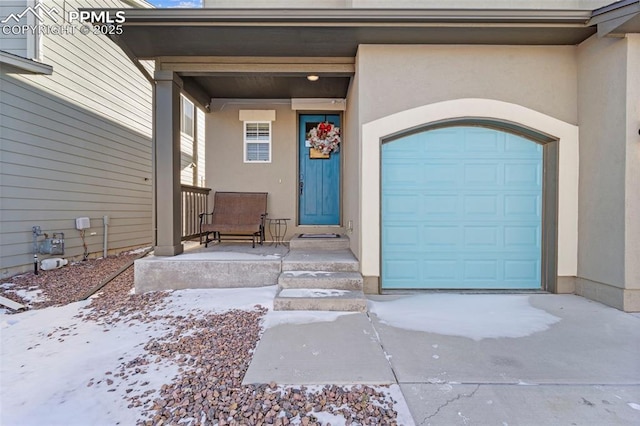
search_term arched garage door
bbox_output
[381,126,543,290]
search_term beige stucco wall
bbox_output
[576,36,627,291]
[574,34,639,311]
[205,103,345,240]
[357,45,578,125]
[344,58,361,261]
[625,34,640,293]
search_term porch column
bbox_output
[153,71,183,256]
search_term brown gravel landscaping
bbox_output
[1,251,401,425]
[0,252,141,309]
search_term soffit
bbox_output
[93,8,598,99]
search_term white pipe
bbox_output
[103,215,109,258]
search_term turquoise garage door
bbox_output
[381,126,543,290]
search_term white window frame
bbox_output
[26,0,41,61]
[243,121,272,163]
[180,95,195,139]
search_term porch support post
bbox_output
[153,70,184,256]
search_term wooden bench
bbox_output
[199,192,268,248]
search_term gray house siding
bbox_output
[0,0,153,276]
[0,1,29,58]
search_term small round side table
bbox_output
[268,218,290,247]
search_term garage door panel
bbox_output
[423,259,458,280]
[422,129,461,152]
[382,126,543,290]
[423,195,458,215]
[384,259,420,281]
[463,195,499,215]
[464,129,500,152]
[384,161,421,185]
[424,163,459,185]
[505,134,543,153]
[383,224,420,248]
[463,260,499,280]
[505,163,541,187]
[464,163,500,185]
[422,225,459,247]
[463,226,499,247]
[504,225,540,249]
[504,259,540,282]
[383,194,419,215]
[504,194,540,217]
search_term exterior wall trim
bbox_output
[361,98,579,279]
[0,51,52,75]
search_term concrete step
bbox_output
[135,256,281,293]
[289,234,350,251]
[273,288,368,312]
[278,271,363,291]
[282,249,359,272]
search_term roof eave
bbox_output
[97,8,593,25]
[588,0,640,36]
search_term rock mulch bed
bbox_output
[0,252,140,309]
[3,252,401,425]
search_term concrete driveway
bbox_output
[245,294,640,425]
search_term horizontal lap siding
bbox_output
[0,2,28,57]
[0,0,153,274]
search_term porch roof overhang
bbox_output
[94,7,599,101]
[589,0,640,37]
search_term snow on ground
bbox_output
[0,288,280,425]
[278,288,350,298]
[369,294,561,341]
[1,300,153,425]
[1,286,410,425]
[161,285,277,312]
[263,310,355,329]
[281,271,333,277]
[3,286,48,304]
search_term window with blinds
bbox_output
[244,121,272,163]
[181,95,194,138]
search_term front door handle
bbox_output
[299,181,304,195]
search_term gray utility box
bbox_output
[32,226,65,255]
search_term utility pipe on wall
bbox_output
[103,215,109,258]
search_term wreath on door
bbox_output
[307,122,341,155]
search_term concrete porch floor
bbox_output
[180,239,290,258]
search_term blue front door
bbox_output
[299,114,341,225]
[381,126,543,290]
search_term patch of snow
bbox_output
[283,271,332,277]
[312,411,346,425]
[162,286,277,313]
[7,287,48,303]
[263,311,355,329]
[1,301,160,425]
[628,402,640,410]
[151,252,281,261]
[127,246,152,255]
[0,286,278,426]
[1,282,15,289]
[369,294,560,341]
[279,289,349,298]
